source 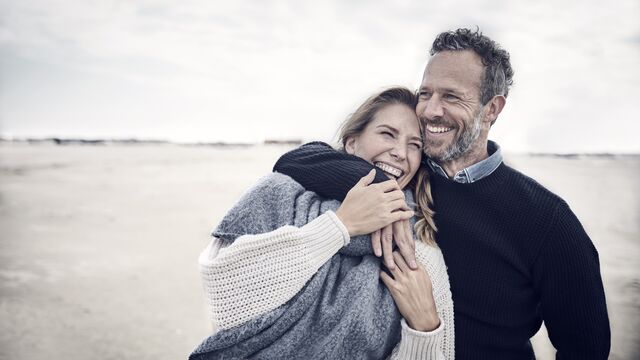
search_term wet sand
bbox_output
[0,143,638,359]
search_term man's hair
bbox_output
[430,28,514,105]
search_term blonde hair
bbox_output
[337,87,438,246]
[413,167,438,246]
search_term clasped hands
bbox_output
[334,169,417,270]
[335,169,440,332]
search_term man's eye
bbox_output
[444,94,459,100]
[418,91,432,99]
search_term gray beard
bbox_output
[431,108,484,162]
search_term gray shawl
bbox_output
[190,173,414,359]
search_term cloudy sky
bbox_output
[1,0,639,153]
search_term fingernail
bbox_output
[411,261,418,269]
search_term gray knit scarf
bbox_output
[189,173,414,359]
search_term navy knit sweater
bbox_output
[273,142,610,360]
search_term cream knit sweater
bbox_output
[199,211,454,359]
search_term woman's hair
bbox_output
[336,87,437,246]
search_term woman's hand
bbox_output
[372,220,417,270]
[380,251,440,332]
[335,169,414,237]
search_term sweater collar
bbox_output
[425,141,503,184]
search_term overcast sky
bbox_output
[1,0,639,153]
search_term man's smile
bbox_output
[426,124,454,135]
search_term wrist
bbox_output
[407,312,440,332]
[334,207,354,236]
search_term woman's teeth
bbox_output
[427,124,453,133]
[374,162,403,178]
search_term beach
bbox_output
[0,143,638,359]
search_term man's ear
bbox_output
[344,137,357,155]
[484,95,506,125]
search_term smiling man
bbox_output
[274,28,611,359]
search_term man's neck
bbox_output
[439,143,489,178]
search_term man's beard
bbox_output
[425,107,484,162]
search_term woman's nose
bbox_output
[390,143,407,161]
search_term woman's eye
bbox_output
[410,143,422,150]
[381,131,394,138]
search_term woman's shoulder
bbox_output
[241,172,306,198]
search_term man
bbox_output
[273,28,610,359]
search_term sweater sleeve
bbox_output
[388,241,455,360]
[532,201,610,359]
[273,141,390,201]
[199,211,350,331]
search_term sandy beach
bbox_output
[0,143,638,359]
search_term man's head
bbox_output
[417,28,513,165]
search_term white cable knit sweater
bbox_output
[199,210,454,359]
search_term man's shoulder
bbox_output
[500,163,566,209]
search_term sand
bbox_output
[0,143,638,359]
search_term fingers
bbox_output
[379,270,395,291]
[356,169,377,187]
[390,209,415,222]
[383,189,406,202]
[381,224,395,270]
[372,179,401,193]
[393,220,418,269]
[371,229,382,257]
[393,251,410,272]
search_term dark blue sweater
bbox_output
[273,142,610,360]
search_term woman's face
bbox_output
[345,103,423,189]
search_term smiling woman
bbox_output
[342,103,422,189]
[190,87,454,359]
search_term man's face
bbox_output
[416,50,488,163]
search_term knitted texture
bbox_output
[191,173,454,359]
[199,212,349,330]
[274,142,610,360]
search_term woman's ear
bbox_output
[344,137,357,155]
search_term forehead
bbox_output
[370,103,420,134]
[421,50,484,95]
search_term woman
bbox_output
[190,88,453,359]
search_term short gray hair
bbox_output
[431,28,514,105]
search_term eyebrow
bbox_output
[376,124,423,143]
[419,85,465,96]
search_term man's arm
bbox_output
[532,201,610,359]
[273,142,389,201]
[274,142,420,270]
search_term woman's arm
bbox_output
[201,172,413,331]
[200,211,350,331]
[387,241,455,360]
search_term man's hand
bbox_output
[380,252,440,332]
[372,220,417,270]
[335,169,414,236]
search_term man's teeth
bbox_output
[427,124,453,133]
[374,162,403,178]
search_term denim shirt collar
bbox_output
[426,141,502,183]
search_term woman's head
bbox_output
[338,87,422,189]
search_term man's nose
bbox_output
[419,96,445,120]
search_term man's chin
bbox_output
[424,148,447,163]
